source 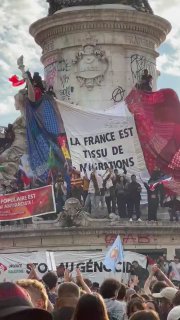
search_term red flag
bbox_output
[21,174,31,187]
[9,75,25,87]
[126,89,180,180]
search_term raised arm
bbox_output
[76,268,91,294]
[24,73,35,102]
[17,55,35,102]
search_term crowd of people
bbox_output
[0,257,179,320]
[1,164,179,222]
[0,66,179,222]
[51,166,179,222]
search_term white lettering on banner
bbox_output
[57,101,146,175]
[0,251,147,284]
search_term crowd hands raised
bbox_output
[0,257,180,320]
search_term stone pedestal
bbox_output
[30,4,171,111]
[0,223,180,260]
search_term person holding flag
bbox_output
[144,181,159,222]
[101,236,125,320]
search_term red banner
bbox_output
[126,89,180,180]
[0,185,56,221]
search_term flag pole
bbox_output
[124,259,127,285]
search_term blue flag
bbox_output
[104,235,124,272]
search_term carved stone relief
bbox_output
[73,44,109,90]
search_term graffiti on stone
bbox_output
[44,62,57,87]
[60,86,74,100]
[59,75,70,88]
[58,59,71,72]
[105,234,157,247]
[112,86,125,103]
[130,54,156,83]
[57,58,73,101]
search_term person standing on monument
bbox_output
[140,69,153,92]
[127,175,142,222]
[115,175,128,218]
[144,182,159,221]
[54,173,67,212]
[103,168,116,214]
[84,169,102,214]
[82,170,90,203]
[70,167,83,203]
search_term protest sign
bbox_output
[0,185,56,221]
[58,101,146,176]
[0,250,147,284]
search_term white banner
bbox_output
[53,250,147,283]
[0,252,49,282]
[0,250,147,284]
[58,101,146,176]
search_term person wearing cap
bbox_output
[0,282,52,320]
[152,287,178,320]
[167,306,180,320]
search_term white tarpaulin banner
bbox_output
[53,250,147,283]
[0,252,51,282]
[0,250,147,284]
[58,100,146,177]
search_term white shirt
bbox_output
[55,181,67,196]
[88,175,102,193]
[103,172,114,189]
[170,262,180,281]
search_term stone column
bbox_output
[30,4,171,111]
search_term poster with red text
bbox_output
[0,185,56,221]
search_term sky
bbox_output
[0,0,180,126]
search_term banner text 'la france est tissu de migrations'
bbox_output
[58,101,146,176]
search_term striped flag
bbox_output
[149,175,172,191]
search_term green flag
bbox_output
[47,146,57,169]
